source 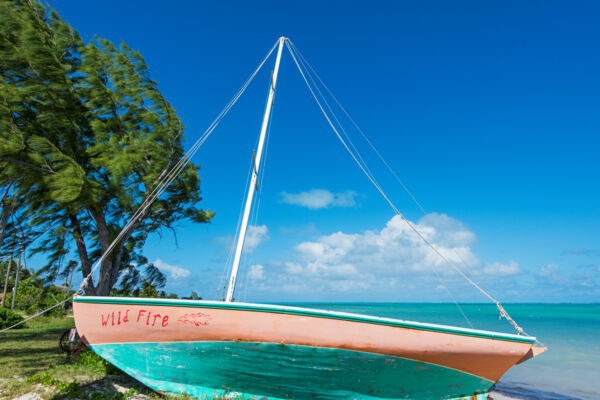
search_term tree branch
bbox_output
[0,157,55,174]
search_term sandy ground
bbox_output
[9,375,153,400]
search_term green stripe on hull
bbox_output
[91,341,493,400]
[74,297,534,344]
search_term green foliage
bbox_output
[0,259,27,294]
[111,279,180,299]
[182,290,202,300]
[29,373,79,397]
[26,372,136,399]
[138,280,159,298]
[3,316,194,399]
[75,350,122,376]
[89,388,140,400]
[13,276,70,316]
[0,1,87,201]
[0,0,214,296]
[111,261,164,296]
[25,372,55,385]
[1,260,72,316]
[0,307,24,329]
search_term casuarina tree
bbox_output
[0,0,214,295]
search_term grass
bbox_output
[0,315,170,399]
[0,315,75,381]
[0,314,236,399]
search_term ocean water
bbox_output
[286,303,600,400]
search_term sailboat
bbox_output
[73,37,547,400]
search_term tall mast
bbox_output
[225,37,286,302]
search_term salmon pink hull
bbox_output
[73,297,542,400]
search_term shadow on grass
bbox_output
[1,345,63,359]
[0,325,73,379]
[2,326,67,341]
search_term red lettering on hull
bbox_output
[100,308,171,328]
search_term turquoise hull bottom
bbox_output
[92,342,493,400]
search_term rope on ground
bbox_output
[285,39,527,336]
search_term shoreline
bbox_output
[489,393,519,400]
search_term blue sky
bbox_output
[47,0,599,302]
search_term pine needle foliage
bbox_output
[0,0,214,295]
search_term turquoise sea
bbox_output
[287,303,599,400]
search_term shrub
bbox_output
[75,350,122,375]
[0,308,24,329]
[16,277,70,317]
[26,372,82,397]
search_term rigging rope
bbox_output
[216,87,275,301]
[241,96,274,302]
[289,41,428,216]
[285,39,526,336]
[288,42,473,329]
[1,39,280,333]
[2,38,528,338]
[216,151,256,300]
[78,39,280,295]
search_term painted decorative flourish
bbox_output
[178,312,213,327]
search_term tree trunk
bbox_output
[71,205,145,296]
[1,244,14,308]
[0,195,13,248]
[90,207,145,296]
[11,245,22,309]
[96,259,116,296]
[108,243,124,291]
[90,208,117,296]
[68,213,97,295]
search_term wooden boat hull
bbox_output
[73,297,541,400]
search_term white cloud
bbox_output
[153,258,191,279]
[293,214,477,282]
[247,213,531,298]
[537,263,562,284]
[216,225,269,256]
[418,213,476,247]
[483,261,522,276]
[284,262,303,274]
[248,264,265,281]
[244,225,269,253]
[279,189,358,209]
[539,263,559,277]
